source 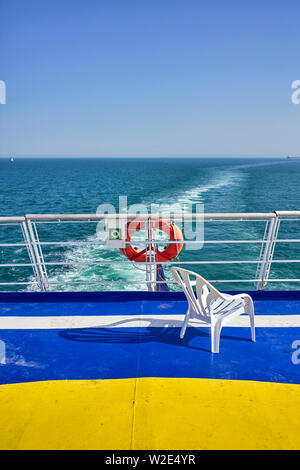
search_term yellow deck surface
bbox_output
[0,377,299,450]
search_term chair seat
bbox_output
[210,297,245,317]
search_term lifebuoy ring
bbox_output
[120,218,183,262]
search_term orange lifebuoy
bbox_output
[120,218,183,262]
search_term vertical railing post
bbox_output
[26,219,49,291]
[145,217,157,292]
[255,214,280,290]
[21,221,43,291]
[150,217,157,292]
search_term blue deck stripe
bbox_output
[1,298,300,316]
[1,290,300,303]
[0,326,299,385]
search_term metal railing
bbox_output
[0,211,299,292]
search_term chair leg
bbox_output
[244,296,255,342]
[211,320,222,353]
[249,306,255,342]
[180,308,190,339]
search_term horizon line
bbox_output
[0,155,288,159]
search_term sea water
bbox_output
[0,157,299,291]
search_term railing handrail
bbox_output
[1,212,299,221]
[275,211,300,217]
[0,216,25,223]
[25,212,277,220]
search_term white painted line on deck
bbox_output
[0,314,300,329]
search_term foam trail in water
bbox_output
[36,166,244,291]
[39,235,147,292]
[226,158,286,171]
[142,166,243,209]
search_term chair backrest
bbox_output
[171,267,227,322]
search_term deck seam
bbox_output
[129,303,143,450]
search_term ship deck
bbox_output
[0,290,300,450]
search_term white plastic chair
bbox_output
[171,267,255,353]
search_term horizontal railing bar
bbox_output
[261,279,300,282]
[138,239,300,244]
[267,259,300,263]
[1,259,300,268]
[1,213,299,224]
[275,211,300,217]
[0,264,34,267]
[0,217,25,223]
[1,238,300,249]
[209,279,300,283]
[31,259,300,266]
[275,239,300,242]
[30,219,274,225]
[0,243,27,247]
[1,278,300,287]
[36,240,268,246]
[42,278,300,285]
[25,212,278,221]
[43,260,261,266]
[0,282,38,285]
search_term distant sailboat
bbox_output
[10,157,14,162]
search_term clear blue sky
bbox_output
[0,0,299,157]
